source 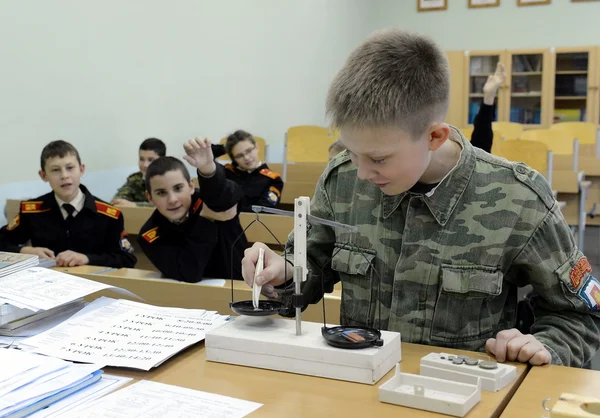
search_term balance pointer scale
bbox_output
[205,196,401,385]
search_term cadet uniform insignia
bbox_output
[95,201,120,219]
[225,164,236,172]
[21,201,48,213]
[570,256,592,289]
[267,186,281,204]
[259,169,280,180]
[142,227,159,243]
[192,199,203,214]
[7,215,20,231]
[120,237,134,254]
[577,275,600,311]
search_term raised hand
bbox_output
[183,137,216,176]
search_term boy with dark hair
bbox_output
[0,140,136,268]
[241,29,600,368]
[112,138,167,207]
[138,139,248,283]
[223,130,283,211]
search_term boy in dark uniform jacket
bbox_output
[138,138,248,283]
[223,130,284,211]
[0,140,136,268]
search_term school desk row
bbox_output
[54,264,600,418]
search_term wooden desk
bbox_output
[64,267,341,325]
[501,365,600,417]
[105,342,527,418]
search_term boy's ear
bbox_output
[79,163,86,175]
[428,123,451,151]
[38,170,48,182]
[145,190,153,204]
[189,180,195,191]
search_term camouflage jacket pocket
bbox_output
[331,246,376,327]
[431,264,503,344]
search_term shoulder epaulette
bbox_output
[142,227,159,243]
[192,198,203,214]
[259,168,281,180]
[225,164,236,172]
[95,201,121,219]
[21,201,49,214]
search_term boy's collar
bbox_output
[382,128,475,226]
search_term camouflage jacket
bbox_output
[114,172,151,206]
[283,128,600,367]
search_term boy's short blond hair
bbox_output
[326,29,450,138]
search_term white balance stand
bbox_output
[205,197,401,385]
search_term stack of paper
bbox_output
[21,297,230,370]
[63,380,262,418]
[0,267,136,329]
[0,251,38,277]
[0,349,104,418]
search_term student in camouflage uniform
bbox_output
[112,138,167,207]
[241,29,600,368]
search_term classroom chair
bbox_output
[282,125,336,181]
[492,122,523,141]
[492,139,553,187]
[550,122,599,145]
[520,129,590,252]
[217,135,267,162]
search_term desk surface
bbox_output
[500,365,600,417]
[106,341,527,418]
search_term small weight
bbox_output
[479,360,498,370]
[452,357,465,365]
[464,358,479,366]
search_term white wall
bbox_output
[0,0,375,185]
[370,0,600,51]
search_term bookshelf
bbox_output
[456,46,600,128]
[463,51,503,126]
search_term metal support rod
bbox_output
[294,266,302,336]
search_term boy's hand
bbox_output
[183,137,216,176]
[483,62,506,105]
[200,204,238,222]
[241,243,292,298]
[111,198,136,207]
[55,251,89,267]
[485,329,552,366]
[20,246,55,259]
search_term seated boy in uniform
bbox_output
[223,130,283,211]
[138,138,248,283]
[0,140,136,268]
[241,29,600,368]
[112,138,166,207]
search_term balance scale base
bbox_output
[205,316,401,385]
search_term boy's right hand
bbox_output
[20,246,55,259]
[241,243,291,298]
[183,137,217,176]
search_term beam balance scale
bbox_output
[205,197,401,384]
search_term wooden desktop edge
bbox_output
[70,269,341,325]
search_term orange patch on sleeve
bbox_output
[570,256,592,289]
[7,215,20,231]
